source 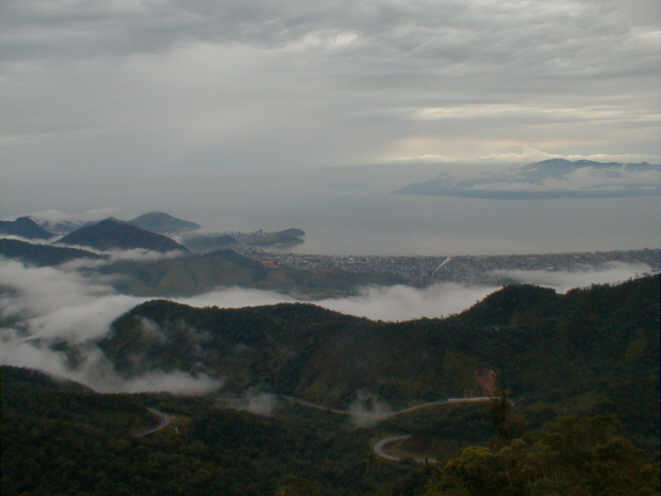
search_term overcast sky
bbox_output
[1,0,660,215]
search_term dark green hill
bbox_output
[129,211,200,234]
[2,362,655,495]
[181,233,237,253]
[250,228,305,247]
[0,238,104,266]
[0,217,53,239]
[1,364,411,496]
[1,365,91,394]
[59,218,189,253]
[101,249,269,295]
[100,248,404,297]
[100,275,659,446]
[3,269,659,496]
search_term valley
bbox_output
[1,209,659,495]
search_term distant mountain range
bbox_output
[182,228,305,254]
[0,217,53,239]
[396,159,661,198]
[31,218,86,235]
[28,211,200,236]
[58,218,189,253]
[129,211,200,234]
[181,233,237,254]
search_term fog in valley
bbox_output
[0,252,653,393]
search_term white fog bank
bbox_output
[0,258,654,392]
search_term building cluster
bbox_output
[235,246,660,287]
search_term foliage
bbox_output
[422,415,658,496]
[101,275,659,452]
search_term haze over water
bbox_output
[10,162,659,257]
[192,192,660,256]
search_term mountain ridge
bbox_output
[0,217,54,239]
[0,238,103,266]
[129,211,200,234]
[58,218,189,253]
[396,158,661,198]
[99,274,659,446]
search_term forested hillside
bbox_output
[101,275,659,448]
[2,276,658,495]
[2,363,657,496]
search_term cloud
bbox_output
[0,260,216,394]
[469,165,660,194]
[0,260,496,395]
[0,329,222,394]
[348,390,393,428]
[0,260,141,341]
[57,245,187,263]
[0,234,58,244]
[317,283,498,321]
[170,282,498,322]
[0,257,655,393]
[490,261,654,293]
[1,0,660,220]
[222,391,280,417]
[179,287,295,309]
[115,370,221,395]
[21,208,113,224]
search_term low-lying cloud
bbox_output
[1,257,654,393]
[52,243,187,264]
[317,283,498,321]
[491,261,654,293]
[0,260,221,393]
[0,261,141,341]
[222,391,280,417]
[0,260,495,393]
[0,327,220,394]
[348,390,393,428]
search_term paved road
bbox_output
[373,435,412,461]
[282,395,351,416]
[135,408,172,437]
[371,397,495,463]
[373,434,439,464]
[283,395,495,422]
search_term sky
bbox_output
[1,0,659,202]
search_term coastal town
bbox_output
[235,246,660,287]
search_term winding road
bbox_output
[135,408,172,437]
[370,397,495,463]
[283,395,495,422]
[373,435,412,461]
[280,394,496,462]
[220,394,496,463]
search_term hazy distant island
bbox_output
[182,227,306,254]
[396,159,661,199]
[1,210,656,299]
[129,211,201,234]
